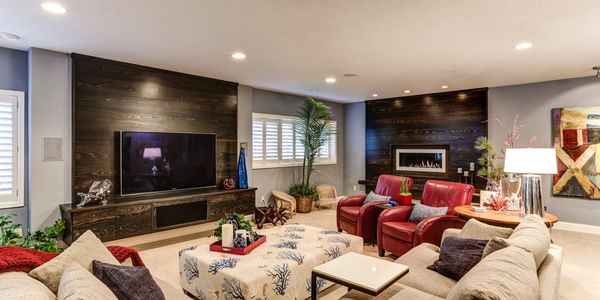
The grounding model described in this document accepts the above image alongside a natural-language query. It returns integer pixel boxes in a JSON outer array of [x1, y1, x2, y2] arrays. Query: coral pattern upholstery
[[336, 174, 413, 242], [378, 180, 474, 257]]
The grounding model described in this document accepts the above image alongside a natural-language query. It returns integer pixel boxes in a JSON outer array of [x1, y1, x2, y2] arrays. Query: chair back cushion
[[374, 174, 413, 201], [421, 180, 474, 215]]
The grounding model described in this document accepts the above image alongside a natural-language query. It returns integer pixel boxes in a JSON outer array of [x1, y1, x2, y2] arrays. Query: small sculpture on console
[[76, 179, 113, 207]]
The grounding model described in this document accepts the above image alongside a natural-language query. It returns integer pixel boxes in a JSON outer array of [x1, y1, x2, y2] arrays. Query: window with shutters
[[0, 90, 24, 209], [252, 113, 336, 169]]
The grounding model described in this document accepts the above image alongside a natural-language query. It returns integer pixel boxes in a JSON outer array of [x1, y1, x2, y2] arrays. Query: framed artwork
[[552, 106, 600, 199]]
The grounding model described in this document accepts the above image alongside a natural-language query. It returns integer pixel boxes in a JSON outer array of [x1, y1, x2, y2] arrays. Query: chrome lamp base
[[520, 174, 545, 218]]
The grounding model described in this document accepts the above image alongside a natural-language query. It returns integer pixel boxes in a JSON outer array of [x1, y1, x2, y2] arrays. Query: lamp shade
[[142, 147, 162, 159], [504, 148, 557, 174]]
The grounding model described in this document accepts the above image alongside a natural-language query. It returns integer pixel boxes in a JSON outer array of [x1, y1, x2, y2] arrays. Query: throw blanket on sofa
[[0, 245, 144, 274]]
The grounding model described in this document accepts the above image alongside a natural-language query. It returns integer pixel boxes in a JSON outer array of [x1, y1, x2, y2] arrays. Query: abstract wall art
[[552, 106, 600, 199]]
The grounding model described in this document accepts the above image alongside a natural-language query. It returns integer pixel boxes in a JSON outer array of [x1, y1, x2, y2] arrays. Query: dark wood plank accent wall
[[71, 54, 238, 203], [365, 88, 488, 199]]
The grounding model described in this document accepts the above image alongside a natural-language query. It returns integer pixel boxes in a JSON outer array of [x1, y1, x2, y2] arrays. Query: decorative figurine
[[223, 178, 236, 190], [76, 179, 113, 207]]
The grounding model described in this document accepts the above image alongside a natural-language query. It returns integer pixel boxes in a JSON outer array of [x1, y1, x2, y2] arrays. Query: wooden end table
[[454, 205, 559, 228], [311, 252, 409, 299]]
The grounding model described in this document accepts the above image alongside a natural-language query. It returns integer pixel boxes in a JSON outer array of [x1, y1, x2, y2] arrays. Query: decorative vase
[[399, 195, 413, 205], [479, 190, 498, 208], [233, 232, 247, 248], [295, 196, 313, 213], [500, 176, 522, 211], [226, 214, 238, 231], [237, 146, 248, 189], [223, 178, 235, 190]]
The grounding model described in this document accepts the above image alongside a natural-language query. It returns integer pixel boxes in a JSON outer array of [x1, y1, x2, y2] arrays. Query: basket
[[295, 196, 313, 213]]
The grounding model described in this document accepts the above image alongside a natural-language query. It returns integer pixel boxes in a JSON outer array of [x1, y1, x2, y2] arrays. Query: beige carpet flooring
[[115, 208, 598, 299]]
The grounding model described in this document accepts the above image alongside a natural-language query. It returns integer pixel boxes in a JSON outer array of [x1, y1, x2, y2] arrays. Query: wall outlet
[[353, 185, 357, 191], [260, 196, 266, 206]]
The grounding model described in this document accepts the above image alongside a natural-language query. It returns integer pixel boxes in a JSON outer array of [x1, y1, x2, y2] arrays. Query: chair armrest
[[354, 200, 388, 237], [376, 205, 414, 250], [338, 195, 367, 207], [413, 215, 466, 247]]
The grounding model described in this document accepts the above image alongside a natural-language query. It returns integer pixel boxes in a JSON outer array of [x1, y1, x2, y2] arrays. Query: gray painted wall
[[0, 47, 28, 228], [343, 102, 366, 196], [244, 88, 345, 205], [28, 48, 71, 230], [488, 77, 600, 226]]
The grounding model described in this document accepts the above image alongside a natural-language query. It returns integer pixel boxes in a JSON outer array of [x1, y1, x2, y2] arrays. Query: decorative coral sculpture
[[488, 193, 509, 211]]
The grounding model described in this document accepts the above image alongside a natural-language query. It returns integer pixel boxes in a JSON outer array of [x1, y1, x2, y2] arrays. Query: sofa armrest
[[413, 215, 466, 247], [440, 228, 462, 247]]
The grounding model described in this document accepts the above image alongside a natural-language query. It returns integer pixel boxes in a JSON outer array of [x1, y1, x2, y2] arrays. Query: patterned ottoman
[[179, 224, 363, 299]]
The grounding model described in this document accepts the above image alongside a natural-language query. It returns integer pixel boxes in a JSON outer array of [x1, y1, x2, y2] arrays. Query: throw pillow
[[459, 218, 513, 240], [446, 246, 539, 300], [482, 214, 551, 268], [0, 272, 56, 300], [29, 230, 120, 293], [363, 191, 391, 204], [427, 236, 488, 281], [57, 263, 117, 300], [408, 203, 448, 223], [92, 260, 165, 300]]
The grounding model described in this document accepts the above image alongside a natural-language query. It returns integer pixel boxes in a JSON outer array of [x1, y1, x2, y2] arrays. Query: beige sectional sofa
[[342, 215, 563, 300]]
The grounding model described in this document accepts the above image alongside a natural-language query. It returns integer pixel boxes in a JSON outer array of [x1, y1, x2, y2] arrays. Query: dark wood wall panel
[[72, 54, 238, 203], [365, 88, 488, 199]]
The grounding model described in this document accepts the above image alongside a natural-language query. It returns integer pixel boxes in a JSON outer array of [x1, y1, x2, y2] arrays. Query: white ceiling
[[1, 0, 600, 103]]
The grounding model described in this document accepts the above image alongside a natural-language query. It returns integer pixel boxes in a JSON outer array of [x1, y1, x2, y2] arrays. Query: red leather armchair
[[377, 180, 474, 257], [337, 174, 413, 242]]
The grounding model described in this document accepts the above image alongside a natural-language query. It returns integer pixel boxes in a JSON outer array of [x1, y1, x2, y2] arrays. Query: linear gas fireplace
[[391, 145, 450, 177]]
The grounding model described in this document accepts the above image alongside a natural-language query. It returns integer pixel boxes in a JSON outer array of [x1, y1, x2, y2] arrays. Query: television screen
[[120, 131, 216, 195]]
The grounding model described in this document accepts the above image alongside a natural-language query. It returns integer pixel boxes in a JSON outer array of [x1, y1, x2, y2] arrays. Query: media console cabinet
[[60, 187, 256, 244]]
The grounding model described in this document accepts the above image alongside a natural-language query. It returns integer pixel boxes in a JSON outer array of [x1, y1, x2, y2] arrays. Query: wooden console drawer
[[72, 208, 116, 226], [116, 204, 151, 216]]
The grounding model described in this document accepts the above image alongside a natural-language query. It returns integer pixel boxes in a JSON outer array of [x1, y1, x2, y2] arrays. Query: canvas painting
[[552, 106, 600, 199]]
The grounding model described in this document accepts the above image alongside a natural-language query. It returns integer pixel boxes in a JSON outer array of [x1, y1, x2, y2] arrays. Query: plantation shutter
[[252, 120, 264, 161], [264, 120, 279, 160], [281, 120, 294, 160], [0, 90, 23, 208]]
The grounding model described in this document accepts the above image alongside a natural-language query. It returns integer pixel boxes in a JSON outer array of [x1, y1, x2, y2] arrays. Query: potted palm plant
[[288, 98, 334, 213]]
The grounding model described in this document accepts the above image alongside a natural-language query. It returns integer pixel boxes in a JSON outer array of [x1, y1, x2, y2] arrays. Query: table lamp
[[503, 148, 557, 217]]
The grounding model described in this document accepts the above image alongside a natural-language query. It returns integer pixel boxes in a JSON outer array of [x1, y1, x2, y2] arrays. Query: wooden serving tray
[[209, 235, 266, 255]]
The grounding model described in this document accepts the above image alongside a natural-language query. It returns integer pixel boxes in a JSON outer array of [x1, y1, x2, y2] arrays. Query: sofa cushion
[[0, 272, 56, 300], [57, 263, 118, 300], [29, 230, 120, 293], [340, 282, 444, 300], [383, 222, 417, 242], [364, 191, 391, 204], [459, 218, 513, 240], [482, 214, 551, 268], [339, 206, 361, 222], [427, 237, 488, 281], [396, 243, 457, 298], [408, 203, 448, 223], [92, 260, 165, 300], [447, 246, 539, 300]]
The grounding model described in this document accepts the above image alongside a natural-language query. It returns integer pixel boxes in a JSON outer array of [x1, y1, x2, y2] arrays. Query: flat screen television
[[120, 131, 216, 196]]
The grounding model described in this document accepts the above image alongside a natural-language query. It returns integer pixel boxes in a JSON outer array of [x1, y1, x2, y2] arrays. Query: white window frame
[[0, 89, 24, 209], [252, 112, 337, 169]]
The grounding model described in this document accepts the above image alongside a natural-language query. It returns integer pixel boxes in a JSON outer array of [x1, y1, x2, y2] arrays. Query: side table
[[454, 205, 559, 228]]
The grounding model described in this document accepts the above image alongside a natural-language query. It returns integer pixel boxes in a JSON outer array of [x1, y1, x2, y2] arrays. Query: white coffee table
[[311, 252, 409, 299]]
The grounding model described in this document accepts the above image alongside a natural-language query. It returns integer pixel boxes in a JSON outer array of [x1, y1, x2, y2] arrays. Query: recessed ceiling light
[[404, 90, 411, 94], [515, 42, 533, 50], [231, 52, 246, 60], [441, 85, 449, 89], [325, 77, 336, 83], [41, 2, 66, 14], [372, 93, 378, 97], [0, 32, 20, 41]]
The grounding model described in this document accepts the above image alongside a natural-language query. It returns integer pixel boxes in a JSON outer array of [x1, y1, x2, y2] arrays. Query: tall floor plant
[[289, 98, 334, 202]]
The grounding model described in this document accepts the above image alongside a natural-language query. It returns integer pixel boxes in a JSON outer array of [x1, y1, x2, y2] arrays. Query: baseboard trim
[[553, 221, 600, 235]]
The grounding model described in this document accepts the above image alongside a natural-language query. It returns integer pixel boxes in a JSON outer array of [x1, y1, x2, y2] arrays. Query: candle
[[469, 162, 475, 171], [458, 168, 463, 174], [463, 171, 469, 176], [222, 224, 234, 247]]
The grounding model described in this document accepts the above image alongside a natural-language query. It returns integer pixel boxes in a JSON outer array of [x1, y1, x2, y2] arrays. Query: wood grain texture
[[365, 89, 488, 199], [71, 53, 238, 202]]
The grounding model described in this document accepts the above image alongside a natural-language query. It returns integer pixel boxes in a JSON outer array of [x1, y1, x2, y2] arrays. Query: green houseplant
[[399, 177, 412, 205], [0, 213, 66, 252], [288, 98, 334, 213]]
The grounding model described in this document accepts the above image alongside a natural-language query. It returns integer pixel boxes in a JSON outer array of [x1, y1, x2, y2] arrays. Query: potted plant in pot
[[398, 177, 412, 205], [288, 98, 334, 213]]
